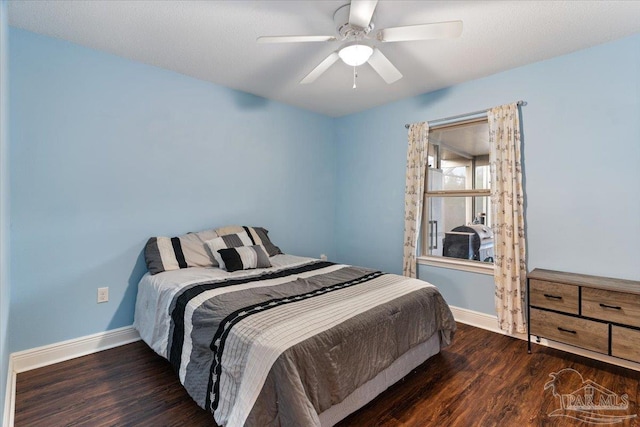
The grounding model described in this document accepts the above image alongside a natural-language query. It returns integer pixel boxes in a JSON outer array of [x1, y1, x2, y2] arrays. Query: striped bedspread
[[163, 260, 456, 426]]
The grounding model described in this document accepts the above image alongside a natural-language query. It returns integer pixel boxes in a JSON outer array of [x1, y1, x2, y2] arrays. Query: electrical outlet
[[97, 287, 109, 303]]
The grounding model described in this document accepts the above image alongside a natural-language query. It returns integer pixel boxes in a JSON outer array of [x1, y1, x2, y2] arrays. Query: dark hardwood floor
[[14, 323, 640, 426]]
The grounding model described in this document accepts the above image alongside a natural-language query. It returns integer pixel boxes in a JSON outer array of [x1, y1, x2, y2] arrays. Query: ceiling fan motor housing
[[334, 4, 374, 40]]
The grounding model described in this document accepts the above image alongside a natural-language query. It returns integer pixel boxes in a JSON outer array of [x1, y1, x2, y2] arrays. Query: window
[[420, 118, 494, 266]]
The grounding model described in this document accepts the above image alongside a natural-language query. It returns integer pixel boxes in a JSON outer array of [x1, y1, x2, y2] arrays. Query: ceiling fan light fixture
[[338, 43, 373, 67]]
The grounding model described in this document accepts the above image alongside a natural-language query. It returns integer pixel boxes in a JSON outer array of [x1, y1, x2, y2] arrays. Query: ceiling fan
[[257, 0, 462, 87]]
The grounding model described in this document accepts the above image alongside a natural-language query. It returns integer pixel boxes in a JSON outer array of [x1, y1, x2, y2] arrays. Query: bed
[[134, 233, 456, 427]]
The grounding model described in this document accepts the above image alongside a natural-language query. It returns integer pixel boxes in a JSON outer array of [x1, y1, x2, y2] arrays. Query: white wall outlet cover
[[97, 287, 109, 303]]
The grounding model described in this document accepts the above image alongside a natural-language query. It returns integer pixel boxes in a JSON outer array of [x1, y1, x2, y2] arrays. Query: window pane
[[423, 196, 494, 263], [427, 120, 490, 191], [473, 195, 491, 227], [442, 164, 468, 191], [474, 162, 491, 190]]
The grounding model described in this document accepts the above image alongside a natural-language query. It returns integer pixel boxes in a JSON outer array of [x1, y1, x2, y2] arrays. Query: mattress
[[134, 255, 455, 426]]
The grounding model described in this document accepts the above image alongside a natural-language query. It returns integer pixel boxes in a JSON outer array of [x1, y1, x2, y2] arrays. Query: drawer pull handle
[[599, 303, 622, 310], [543, 294, 562, 300], [557, 327, 577, 334]]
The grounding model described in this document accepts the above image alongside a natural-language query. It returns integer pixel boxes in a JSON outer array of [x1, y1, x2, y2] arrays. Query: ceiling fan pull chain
[[353, 66, 357, 89]]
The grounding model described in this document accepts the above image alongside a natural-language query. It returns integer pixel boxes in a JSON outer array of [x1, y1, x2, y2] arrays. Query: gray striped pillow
[[217, 245, 271, 272], [250, 227, 282, 257], [144, 229, 219, 275], [214, 225, 282, 257], [204, 231, 254, 270]]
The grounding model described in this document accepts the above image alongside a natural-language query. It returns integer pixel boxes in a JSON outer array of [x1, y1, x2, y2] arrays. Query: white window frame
[[418, 117, 494, 276]]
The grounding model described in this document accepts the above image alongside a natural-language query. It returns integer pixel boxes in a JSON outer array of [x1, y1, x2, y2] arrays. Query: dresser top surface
[[529, 268, 640, 295]]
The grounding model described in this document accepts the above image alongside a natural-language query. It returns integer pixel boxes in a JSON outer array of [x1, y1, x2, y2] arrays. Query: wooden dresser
[[527, 268, 640, 364]]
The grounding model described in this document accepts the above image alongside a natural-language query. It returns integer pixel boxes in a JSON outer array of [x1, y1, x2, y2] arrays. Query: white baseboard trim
[[2, 357, 15, 427], [450, 305, 500, 333], [10, 325, 140, 374], [449, 305, 640, 372], [3, 325, 140, 427]]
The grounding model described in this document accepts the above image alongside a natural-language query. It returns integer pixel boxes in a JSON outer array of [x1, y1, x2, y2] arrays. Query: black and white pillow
[[204, 231, 254, 270], [144, 229, 219, 275], [217, 245, 272, 272], [214, 225, 282, 257], [250, 226, 282, 257]]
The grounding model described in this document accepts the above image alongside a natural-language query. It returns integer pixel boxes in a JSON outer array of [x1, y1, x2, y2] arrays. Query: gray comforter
[[167, 260, 456, 426]]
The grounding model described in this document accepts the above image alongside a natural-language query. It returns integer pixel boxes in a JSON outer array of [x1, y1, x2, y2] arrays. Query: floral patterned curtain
[[488, 103, 527, 334], [402, 122, 429, 278]]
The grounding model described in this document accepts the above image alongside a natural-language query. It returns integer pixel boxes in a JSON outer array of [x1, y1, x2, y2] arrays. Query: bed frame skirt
[[318, 331, 442, 426]]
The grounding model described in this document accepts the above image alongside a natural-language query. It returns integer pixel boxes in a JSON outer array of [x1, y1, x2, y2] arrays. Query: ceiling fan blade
[[349, 0, 378, 30], [257, 35, 336, 43], [377, 20, 463, 42], [367, 48, 402, 84], [300, 52, 340, 84]]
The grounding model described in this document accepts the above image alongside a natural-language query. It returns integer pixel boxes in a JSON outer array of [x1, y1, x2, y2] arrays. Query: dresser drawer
[[529, 279, 579, 314], [582, 288, 640, 328], [530, 308, 608, 353], [611, 326, 640, 363]]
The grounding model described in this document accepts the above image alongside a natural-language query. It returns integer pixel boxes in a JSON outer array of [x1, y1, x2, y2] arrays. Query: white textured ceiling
[[8, 1, 640, 117]]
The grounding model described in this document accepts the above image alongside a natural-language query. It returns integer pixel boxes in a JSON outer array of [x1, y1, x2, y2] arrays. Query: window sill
[[417, 256, 495, 276]]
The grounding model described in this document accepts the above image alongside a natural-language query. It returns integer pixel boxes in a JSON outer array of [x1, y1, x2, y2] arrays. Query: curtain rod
[[404, 100, 527, 129]]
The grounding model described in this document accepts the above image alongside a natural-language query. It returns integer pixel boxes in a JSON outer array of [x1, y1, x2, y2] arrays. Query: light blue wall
[[6, 26, 640, 355], [8, 28, 336, 352], [0, 0, 10, 422], [334, 34, 640, 314]]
